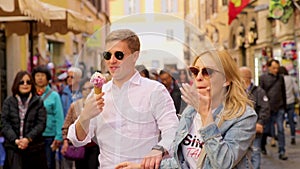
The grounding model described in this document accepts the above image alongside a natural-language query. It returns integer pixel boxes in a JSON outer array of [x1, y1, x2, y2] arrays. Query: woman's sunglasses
[[82, 86, 93, 91], [19, 80, 32, 85], [103, 51, 124, 60], [189, 66, 218, 79]]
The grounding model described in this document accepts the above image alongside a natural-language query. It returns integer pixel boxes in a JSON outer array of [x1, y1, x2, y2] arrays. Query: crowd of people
[[0, 29, 299, 169]]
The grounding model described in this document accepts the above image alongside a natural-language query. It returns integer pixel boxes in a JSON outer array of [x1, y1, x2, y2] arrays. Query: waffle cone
[[94, 87, 102, 94]]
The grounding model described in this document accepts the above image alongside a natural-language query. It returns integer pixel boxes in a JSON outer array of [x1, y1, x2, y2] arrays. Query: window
[[125, 0, 140, 14], [222, 0, 228, 6], [166, 29, 174, 41], [162, 0, 178, 13]]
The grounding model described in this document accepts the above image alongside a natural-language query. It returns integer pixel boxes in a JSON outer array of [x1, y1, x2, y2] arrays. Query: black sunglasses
[[189, 66, 218, 79], [19, 80, 32, 85], [103, 51, 125, 60], [67, 76, 74, 79]]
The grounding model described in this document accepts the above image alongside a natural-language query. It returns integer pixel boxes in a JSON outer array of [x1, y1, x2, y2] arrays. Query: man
[[159, 70, 182, 115], [32, 66, 64, 169], [67, 29, 179, 169], [240, 67, 270, 169], [259, 59, 288, 160]]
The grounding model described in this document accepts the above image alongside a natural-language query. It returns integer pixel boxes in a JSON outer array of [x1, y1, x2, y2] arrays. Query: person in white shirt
[[67, 29, 179, 169]]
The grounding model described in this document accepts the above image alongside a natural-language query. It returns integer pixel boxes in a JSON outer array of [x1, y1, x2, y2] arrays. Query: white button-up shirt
[[68, 72, 179, 169]]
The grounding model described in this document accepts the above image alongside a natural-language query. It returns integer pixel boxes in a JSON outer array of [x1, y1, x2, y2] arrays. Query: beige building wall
[[4, 0, 107, 96], [40, 0, 105, 65], [6, 35, 28, 94], [184, 0, 230, 65]]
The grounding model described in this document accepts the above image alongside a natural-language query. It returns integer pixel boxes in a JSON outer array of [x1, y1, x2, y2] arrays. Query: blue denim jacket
[[160, 104, 257, 169]]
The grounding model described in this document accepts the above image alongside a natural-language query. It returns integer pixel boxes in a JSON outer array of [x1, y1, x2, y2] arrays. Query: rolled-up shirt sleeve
[[67, 118, 95, 147], [151, 85, 179, 152]]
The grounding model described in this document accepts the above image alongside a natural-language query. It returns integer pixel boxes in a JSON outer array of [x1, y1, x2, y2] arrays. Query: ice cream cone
[[90, 72, 106, 94], [94, 87, 102, 94]]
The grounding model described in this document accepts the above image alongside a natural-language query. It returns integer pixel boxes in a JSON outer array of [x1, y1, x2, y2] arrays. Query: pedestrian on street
[[61, 66, 83, 169], [159, 69, 182, 115], [61, 78, 100, 169], [116, 50, 257, 169], [259, 59, 288, 160], [279, 66, 299, 145], [67, 29, 179, 169], [32, 66, 64, 169], [61, 67, 83, 117], [1, 71, 47, 169], [240, 66, 270, 169]]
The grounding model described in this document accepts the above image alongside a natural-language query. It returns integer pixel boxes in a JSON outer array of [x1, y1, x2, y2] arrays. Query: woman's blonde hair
[[192, 50, 252, 120], [217, 50, 252, 119]]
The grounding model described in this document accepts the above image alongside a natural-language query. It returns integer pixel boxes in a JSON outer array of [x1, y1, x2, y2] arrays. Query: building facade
[[186, 0, 300, 85], [109, 0, 187, 71], [0, 0, 109, 109]]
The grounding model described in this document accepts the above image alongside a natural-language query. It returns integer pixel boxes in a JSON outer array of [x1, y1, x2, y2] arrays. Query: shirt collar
[[106, 71, 141, 91]]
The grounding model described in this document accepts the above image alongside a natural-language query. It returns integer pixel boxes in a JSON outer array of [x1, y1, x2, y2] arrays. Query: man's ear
[[132, 51, 139, 62], [223, 81, 231, 87]]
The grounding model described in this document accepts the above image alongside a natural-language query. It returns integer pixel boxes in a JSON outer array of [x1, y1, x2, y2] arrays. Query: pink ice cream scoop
[[90, 72, 106, 94]]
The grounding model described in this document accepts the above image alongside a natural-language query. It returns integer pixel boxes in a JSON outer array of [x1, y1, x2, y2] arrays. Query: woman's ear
[[223, 81, 230, 87]]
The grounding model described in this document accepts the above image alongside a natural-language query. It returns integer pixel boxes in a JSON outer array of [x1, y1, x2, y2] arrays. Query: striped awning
[[1, 1, 94, 36], [0, 0, 50, 25]]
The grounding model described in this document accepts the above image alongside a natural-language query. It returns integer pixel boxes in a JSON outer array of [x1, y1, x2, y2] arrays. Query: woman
[[1, 71, 47, 169], [116, 50, 257, 169], [178, 69, 192, 87], [61, 78, 100, 169], [32, 65, 64, 169]]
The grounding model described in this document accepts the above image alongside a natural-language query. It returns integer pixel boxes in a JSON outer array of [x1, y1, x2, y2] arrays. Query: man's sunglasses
[[103, 51, 124, 60], [19, 80, 32, 85], [189, 66, 218, 79]]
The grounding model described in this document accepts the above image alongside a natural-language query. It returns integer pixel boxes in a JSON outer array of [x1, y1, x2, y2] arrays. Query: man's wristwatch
[[152, 145, 165, 156]]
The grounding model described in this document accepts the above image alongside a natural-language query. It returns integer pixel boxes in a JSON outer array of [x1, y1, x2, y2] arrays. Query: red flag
[[228, 0, 250, 24]]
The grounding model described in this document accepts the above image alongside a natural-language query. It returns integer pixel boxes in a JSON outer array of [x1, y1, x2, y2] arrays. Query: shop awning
[[0, 0, 50, 25], [2, 2, 94, 36], [37, 3, 94, 35]]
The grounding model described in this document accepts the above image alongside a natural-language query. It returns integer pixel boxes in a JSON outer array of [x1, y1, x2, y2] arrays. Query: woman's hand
[[16, 138, 30, 150], [115, 162, 141, 169], [180, 83, 213, 126], [51, 140, 61, 151], [61, 140, 69, 155], [180, 83, 201, 112]]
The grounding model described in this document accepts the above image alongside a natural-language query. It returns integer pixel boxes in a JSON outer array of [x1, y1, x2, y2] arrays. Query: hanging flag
[[228, 0, 250, 24]]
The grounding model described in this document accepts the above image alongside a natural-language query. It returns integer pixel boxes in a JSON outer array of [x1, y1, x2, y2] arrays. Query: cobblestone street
[[261, 127, 300, 169]]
